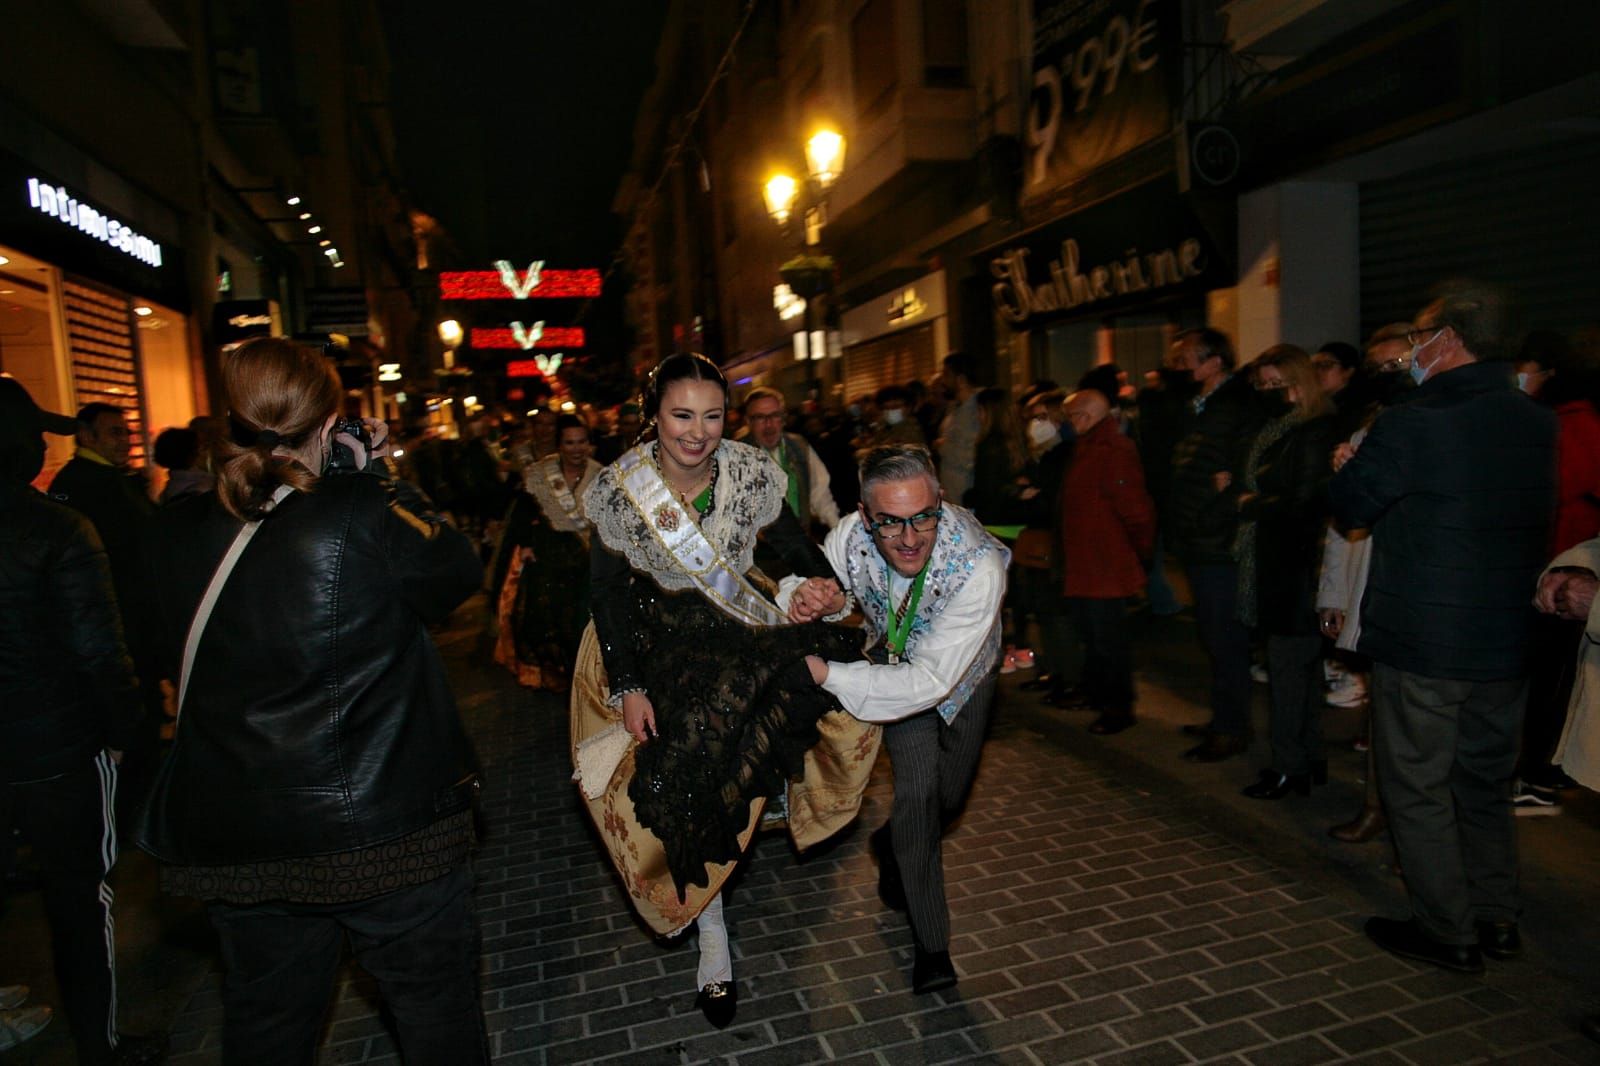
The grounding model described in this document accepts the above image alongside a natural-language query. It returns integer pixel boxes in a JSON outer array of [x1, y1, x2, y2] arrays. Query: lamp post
[[764, 127, 846, 399]]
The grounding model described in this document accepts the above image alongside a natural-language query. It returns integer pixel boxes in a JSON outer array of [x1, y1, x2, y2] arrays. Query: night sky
[[387, 2, 667, 371]]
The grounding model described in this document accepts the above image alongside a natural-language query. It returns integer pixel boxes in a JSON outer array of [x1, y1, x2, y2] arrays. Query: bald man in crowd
[[1056, 389, 1156, 734]]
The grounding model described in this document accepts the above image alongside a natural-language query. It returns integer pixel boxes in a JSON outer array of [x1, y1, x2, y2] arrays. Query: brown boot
[[1329, 808, 1388, 843]]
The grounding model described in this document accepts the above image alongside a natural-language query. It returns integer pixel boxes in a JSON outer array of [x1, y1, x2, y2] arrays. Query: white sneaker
[[1512, 786, 1561, 817], [0, 1005, 52, 1052]]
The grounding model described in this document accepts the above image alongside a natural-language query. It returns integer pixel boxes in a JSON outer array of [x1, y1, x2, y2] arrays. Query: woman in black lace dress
[[572, 353, 876, 1027]]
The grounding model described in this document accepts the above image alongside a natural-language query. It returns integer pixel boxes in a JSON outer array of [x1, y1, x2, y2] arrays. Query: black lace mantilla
[[622, 585, 863, 897]]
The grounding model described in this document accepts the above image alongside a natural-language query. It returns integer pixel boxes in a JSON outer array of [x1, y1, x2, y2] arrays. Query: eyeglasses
[[1370, 355, 1410, 374], [867, 509, 942, 539], [1405, 327, 1444, 347]]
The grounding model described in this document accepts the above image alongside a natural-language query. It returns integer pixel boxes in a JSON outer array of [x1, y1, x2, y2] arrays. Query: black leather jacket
[[0, 480, 140, 783], [1166, 373, 1267, 565], [135, 474, 483, 864]]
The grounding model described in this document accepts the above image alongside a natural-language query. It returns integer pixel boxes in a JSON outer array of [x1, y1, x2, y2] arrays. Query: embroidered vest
[[842, 503, 1009, 721]]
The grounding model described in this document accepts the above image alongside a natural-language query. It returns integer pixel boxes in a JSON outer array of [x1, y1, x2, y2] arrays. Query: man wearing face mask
[[1330, 282, 1556, 974], [868, 385, 927, 449]]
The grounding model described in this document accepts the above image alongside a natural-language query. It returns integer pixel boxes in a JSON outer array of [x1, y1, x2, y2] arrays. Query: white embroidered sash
[[614, 448, 786, 628], [528, 458, 592, 533]]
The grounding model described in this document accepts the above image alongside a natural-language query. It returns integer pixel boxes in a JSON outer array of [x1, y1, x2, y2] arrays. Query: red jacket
[[1553, 399, 1600, 555], [1059, 418, 1156, 598]]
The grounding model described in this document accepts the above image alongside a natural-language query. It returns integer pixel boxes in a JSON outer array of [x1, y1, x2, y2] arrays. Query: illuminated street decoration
[[439, 265, 602, 299], [378, 363, 402, 382], [772, 283, 806, 321], [506, 353, 565, 379], [471, 325, 585, 349]]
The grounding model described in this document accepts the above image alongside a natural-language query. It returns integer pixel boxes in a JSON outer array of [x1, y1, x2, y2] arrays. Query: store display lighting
[[438, 268, 602, 300], [319, 239, 332, 247], [464, 395, 478, 407], [0, 255, 9, 266], [308, 225, 323, 234], [298, 212, 312, 220], [286, 196, 301, 206], [133, 306, 153, 316], [469, 326, 584, 350]]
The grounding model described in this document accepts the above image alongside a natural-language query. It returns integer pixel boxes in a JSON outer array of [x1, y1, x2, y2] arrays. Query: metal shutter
[[842, 323, 937, 400], [1360, 137, 1600, 339], [63, 276, 148, 465]]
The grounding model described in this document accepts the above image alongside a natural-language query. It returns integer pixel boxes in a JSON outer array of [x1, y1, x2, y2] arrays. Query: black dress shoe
[[1183, 733, 1249, 763], [695, 979, 737, 1028], [1328, 808, 1388, 843], [912, 947, 958, 994], [1241, 768, 1310, 800], [1476, 919, 1521, 960], [1181, 722, 1213, 738], [1088, 712, 1135, 735], [870, 826, 907, 911], [1364, 916, 1483, 974]]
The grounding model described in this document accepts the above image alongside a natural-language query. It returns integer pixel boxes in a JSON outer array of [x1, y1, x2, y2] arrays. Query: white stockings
[[695, 891, 732, 988]]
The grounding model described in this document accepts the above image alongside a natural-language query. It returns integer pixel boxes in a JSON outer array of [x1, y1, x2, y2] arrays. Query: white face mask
[[1408, 329, 1445, 386], [1027, 417, 1059, 448]]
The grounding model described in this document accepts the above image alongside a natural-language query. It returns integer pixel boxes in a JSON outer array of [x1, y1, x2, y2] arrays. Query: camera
[[324, 416, 371, 474]]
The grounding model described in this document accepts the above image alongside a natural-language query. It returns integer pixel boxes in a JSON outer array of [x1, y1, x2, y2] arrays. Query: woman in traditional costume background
[[491, 415, 601, 689], [570, 352, 878, 1028]]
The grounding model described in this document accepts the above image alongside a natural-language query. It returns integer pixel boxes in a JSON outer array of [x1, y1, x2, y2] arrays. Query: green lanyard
[[883, 560, 930, 665]]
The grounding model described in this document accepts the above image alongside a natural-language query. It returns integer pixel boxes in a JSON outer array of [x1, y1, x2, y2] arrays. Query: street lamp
[[763, 125, 846, 383], [437, 318, 463, 370]]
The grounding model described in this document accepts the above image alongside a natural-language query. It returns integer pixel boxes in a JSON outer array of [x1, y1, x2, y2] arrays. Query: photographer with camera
[[134, 338, 489, 1065]]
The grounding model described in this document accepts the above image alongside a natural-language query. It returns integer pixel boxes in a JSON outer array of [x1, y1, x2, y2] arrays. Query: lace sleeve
[[764, 505, 833, 579], [590, 536, 644, 699]]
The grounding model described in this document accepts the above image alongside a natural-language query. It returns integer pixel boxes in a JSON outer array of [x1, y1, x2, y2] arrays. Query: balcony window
[[923, 0, 968, 88], [852, 0, 897, 119]]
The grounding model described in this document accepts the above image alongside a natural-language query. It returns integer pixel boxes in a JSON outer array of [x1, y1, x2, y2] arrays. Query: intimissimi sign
[[27, 177, 164, 268], [982, 177, 1232, 327]]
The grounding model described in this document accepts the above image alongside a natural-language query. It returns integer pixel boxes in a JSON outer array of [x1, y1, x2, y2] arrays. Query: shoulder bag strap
[[176, 485, 293, 719]]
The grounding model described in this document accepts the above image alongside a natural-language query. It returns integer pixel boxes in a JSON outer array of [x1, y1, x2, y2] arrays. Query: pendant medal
[[654, 503, 680, 531]]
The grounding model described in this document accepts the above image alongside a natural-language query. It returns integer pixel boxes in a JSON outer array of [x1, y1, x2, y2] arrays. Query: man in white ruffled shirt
[[784, 445, 1007, 995]]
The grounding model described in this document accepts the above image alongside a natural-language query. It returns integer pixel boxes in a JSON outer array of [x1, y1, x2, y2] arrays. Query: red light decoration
[[471, 326, 585, 349], [439, 270, 602, 300], [506, 360, 548, 379]]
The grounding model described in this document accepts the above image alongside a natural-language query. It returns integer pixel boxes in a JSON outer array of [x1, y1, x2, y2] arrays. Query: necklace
[[654, 443, 719, 516]]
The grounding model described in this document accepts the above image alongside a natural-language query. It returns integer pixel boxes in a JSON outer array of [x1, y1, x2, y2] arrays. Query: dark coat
[[1238, 415, 1341, 635], [1059, 419, 1156, 598], [1330, 361, 1557, 680], [136, 474, 483, 864], [965, 434, 1030, 525], [0, 480, 140, 782], [1136, 368, 1194, 516], [1166, 373, 1266, 565], [48, 454, 155, 607]]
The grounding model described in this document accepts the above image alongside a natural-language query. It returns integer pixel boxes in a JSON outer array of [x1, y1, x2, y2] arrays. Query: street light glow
[[438, 319, 463, 347], [763, 173, 798, 226], [806, 129, 845, 188]]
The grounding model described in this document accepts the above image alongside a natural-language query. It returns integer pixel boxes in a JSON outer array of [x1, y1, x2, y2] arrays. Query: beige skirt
[[568, 623, 881, 935]]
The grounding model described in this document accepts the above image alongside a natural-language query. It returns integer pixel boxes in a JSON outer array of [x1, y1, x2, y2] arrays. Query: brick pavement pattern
[[160, 636, 1600, 1065]]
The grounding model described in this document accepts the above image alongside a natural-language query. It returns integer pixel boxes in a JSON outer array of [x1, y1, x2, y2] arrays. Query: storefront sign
[[306, 287, 370, 336], [212, 299, 279, 345], [1025, 0, 1178, 198], [984, 178, 1232, 326], [841, 270, 948, 348], [26, 178, 164, 267]]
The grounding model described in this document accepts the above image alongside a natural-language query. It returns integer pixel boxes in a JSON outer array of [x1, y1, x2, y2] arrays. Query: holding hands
[[787, 577, 847, 623], [622, 691, 657, 744]]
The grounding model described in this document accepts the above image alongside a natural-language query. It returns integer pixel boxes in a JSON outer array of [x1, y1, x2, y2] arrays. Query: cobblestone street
[[8, 604, 1600, 1065]]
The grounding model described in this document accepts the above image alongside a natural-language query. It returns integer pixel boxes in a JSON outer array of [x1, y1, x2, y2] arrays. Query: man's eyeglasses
[[867, 509, 943, 539], [1405, 326, 1444, 347], [1370, 355, 1410, 374]]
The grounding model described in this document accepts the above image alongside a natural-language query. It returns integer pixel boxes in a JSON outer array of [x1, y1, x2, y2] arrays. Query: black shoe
[[1181, 722, 1213, 738], [111, 1033, 170, 1065], [695, 980, 737, 1028], [870, 826, 907, 912], [1088, 712, 1135, 735], [1183, 734, 1249, 763], [1476, 919, 1521, 961], [1241, 769, 1310, 800], [912, 947, 958, 995], [1364, 917, 1483, 974], [1018, 672, 1056, 692]]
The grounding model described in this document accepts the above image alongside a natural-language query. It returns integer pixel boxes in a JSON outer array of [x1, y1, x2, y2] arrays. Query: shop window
[[852, 0, 897, 120], [63, 277, 147, 467], [923, 0, 968, 88]]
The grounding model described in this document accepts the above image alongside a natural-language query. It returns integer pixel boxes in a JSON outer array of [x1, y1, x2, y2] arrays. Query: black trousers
[[1186, 562, 1254, 736], [0, 752, 122, 1065], [207, 863, 491, 1066], [1066, 597, 1134, 712], [1265, 633, 1326, 775], [881, 679, 995, 953], [1371, 664, 1526, 944]]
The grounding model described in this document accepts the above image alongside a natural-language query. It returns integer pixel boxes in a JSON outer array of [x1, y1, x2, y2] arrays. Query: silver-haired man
[[786, 445, 1008, 994]]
